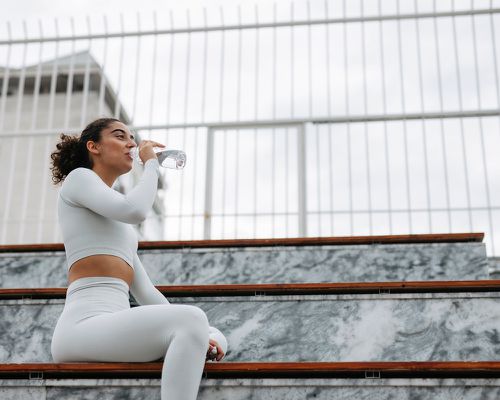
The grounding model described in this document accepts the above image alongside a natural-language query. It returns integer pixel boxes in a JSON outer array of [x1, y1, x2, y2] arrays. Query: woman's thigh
[[53, 303, 206, 363]]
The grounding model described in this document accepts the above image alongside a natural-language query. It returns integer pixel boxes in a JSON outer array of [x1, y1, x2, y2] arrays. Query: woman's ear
[[86, 140, 100, 155]]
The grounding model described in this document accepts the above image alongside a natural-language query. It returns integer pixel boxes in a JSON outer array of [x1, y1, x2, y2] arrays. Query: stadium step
[[0, 233, 488, 289], [2, 361, 500, 399], [1, 280, 500, 363]]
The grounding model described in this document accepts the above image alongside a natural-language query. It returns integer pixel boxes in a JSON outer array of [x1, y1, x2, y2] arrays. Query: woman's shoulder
[[66, 167, 94, 180], [62, 167, 97, 189]]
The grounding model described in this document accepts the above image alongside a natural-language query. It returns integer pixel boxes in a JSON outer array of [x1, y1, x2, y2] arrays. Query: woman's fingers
[[207, 339, 225, 361], [140, 141, 166, 149]]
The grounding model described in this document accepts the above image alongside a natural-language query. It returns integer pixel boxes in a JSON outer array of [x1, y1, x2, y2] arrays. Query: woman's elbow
[[126, 207, 148, 224]]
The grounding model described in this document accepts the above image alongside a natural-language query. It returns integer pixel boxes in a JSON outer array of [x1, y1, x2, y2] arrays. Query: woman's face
[[90, 121, 137, 174]]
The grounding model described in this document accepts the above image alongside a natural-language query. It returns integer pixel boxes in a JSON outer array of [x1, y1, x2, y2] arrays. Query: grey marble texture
[[2, 293, 500, 363], [489, 257, 500, 279], [0, 242, 489, 288], [3, 378, 500, 400]]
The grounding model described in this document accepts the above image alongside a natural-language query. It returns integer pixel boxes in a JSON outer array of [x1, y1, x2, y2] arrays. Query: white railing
[[1, 1, 499, 256]]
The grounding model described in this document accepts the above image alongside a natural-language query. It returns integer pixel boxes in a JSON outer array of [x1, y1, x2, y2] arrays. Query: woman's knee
[[181, 305, 209, 330], [173, 305, 209, 338]]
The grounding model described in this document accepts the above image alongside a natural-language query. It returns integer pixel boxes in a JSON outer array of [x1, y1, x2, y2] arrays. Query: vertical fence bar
[[234, 5, 242, 238], [414, 0, 432, 232], [1, 21, 27, 243], [80, 16, 93, 127], [342, 0, 353, 235], [98, 15, 108, 117], [59, 17, 76, 242], [149, 12, 160, 237], [285, 125, 290, 237], [192, 127, 200, 238], [64, 18, 76, 129], [14, 22, 28, 132], [252, 4, 259, 238], [131, 12, 142, 122], [148, 11, 158, 234], [0, 25, 10, 241], [307, 1, 312, 118], [287, 1, 294, 237], [315, 123, 320, 235], [272, 3, 277, 236], [297, 123, 307, 236], [113, 14, 125, 119], [491, 0, 500, 118], [38, 18, 62, 242], [307, 1, 316, 236], [219, 7, 226, 238], [471, 6, 495, 254], [162, 10, 175, 230], [0, 22, 11, 133], [432, 0, 453, 232], [324, 0, 334, 236], [378, 0, 393, 233], [490, 0, 500, 255], [19, 20, 44, 243], [204, 127, 215, 239], [451, 0, 473, 231], [166, 10, 175, 125], [201, 7, 208, 123], [361, 0, 373, 235], [148, 11, 158, 127], [178, 9, 192, 240], [193, 7, 208, 238], [396, 1, 412, 233]]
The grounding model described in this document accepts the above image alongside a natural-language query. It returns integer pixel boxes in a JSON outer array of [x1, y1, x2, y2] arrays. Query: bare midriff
[[68, 255, 134, 287]]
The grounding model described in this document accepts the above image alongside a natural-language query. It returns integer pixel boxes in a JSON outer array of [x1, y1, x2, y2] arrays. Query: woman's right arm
[[60, 158, 161, 224]]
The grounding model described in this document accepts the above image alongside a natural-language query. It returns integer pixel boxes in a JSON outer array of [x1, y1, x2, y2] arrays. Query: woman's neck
[[91, 164, 118, 188]]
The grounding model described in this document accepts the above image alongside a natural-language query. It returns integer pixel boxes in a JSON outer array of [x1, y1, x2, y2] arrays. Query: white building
[[0, 50, 164, 244]]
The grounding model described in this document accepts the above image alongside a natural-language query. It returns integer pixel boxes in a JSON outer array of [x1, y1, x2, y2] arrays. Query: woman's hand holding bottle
[[131, 141, 186, 169], [135, 140, 166, 164]]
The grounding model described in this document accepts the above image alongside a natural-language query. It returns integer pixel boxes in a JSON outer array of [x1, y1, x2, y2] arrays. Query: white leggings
[[51, 276, 209, 400]]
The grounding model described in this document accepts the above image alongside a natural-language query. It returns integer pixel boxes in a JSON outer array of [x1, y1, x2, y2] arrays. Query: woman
[[50, 117, 227, 400]]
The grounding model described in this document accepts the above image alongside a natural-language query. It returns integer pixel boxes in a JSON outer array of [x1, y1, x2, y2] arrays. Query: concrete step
[[2, 290, 500, 363], [2, 361, 500, 399], [0, 234, 488, 288]]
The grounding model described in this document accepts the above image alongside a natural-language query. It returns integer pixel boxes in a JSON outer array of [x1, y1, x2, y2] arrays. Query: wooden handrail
[[1, 280, 499, 300], [0, 233, 484, 253], [2, 361, 500, 379]]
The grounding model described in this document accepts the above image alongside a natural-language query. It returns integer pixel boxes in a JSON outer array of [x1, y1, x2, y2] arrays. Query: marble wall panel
[[2, 378, 500, 400], [0, 242, 488, 288], [2, 293, 500, 363]]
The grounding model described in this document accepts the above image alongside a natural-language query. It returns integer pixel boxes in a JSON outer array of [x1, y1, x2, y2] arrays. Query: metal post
[[297, 123, 307, 237], [204, 127, 215, 239]]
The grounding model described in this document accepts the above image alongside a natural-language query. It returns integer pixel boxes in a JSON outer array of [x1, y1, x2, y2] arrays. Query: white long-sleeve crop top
[[57, 158, 228, 357]]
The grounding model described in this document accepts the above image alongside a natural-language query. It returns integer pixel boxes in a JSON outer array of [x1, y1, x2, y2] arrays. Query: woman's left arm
[[129, 252, 170, 305]]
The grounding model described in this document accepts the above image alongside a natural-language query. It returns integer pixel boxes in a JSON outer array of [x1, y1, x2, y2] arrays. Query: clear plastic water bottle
[[131, 147, 186, 169]]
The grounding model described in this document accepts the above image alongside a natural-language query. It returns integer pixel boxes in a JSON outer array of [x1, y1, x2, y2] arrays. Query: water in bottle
[[131, 147, 186, 169]]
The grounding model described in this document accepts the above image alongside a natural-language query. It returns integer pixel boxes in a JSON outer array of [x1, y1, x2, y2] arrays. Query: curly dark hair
[[50, 117, 121, 185]]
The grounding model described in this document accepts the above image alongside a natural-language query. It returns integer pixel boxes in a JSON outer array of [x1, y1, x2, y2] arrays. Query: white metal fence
[[1, 1, 500, 256]]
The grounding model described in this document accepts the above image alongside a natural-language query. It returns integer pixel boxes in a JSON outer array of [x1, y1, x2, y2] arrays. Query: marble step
[[2, 362, 500, 400], [3, 377, 500, 399], [2, 291, 500, 363], [0, 234, 488, 288]]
